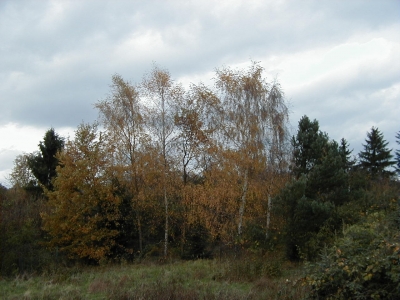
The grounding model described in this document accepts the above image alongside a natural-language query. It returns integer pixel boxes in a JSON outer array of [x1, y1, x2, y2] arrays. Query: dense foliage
[[306, 211, 400, 299], [42, 123, 121, 262], [0, 185, 53, 275], [275, 116, 351, 260], [1, 63, 399, 299]]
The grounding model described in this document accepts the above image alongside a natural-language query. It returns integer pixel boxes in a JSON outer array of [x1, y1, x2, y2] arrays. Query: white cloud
[[0, 123, 74, 187]]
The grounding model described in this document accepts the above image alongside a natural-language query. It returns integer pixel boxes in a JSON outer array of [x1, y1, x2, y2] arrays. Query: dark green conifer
[[358, 127, 395, 179], [291, 115, 329, 178], [27, 128, 64, 191], [339, 138, 354, 171]]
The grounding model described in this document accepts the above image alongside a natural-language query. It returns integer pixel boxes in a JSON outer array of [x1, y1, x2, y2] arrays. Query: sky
[[1, 0, 399, 187]]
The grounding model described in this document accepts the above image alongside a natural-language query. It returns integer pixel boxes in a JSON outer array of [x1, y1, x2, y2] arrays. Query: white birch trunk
[[164, 186, 168, 258]]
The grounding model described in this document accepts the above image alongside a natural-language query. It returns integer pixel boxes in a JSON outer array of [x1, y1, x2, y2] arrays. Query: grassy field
[[0, 256, 310, 299]]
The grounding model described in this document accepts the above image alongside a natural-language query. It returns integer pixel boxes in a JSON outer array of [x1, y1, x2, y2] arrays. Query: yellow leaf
[[363, 273, 373, 281]]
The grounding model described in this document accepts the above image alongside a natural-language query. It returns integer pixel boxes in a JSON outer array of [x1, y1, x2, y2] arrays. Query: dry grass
[[0, 257, 310, 299]]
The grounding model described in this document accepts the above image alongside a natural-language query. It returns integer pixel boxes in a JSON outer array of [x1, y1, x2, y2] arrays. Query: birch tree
[[174, 84, 221, 253], [142, 65, 183, 258], [95, 74, 147, 254], [215, 62, 289, 238], [9, 154, 36, 189], [174, 83, 220, 184]]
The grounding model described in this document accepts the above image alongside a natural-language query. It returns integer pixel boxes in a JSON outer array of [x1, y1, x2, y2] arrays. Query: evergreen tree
[[307, 141, 349, 206], [339, 138, 354, 171], [358, 127, 395, 179], [27, 128, 64, 191], [277, 116, 350, 260], [291, 115, 329, 178]]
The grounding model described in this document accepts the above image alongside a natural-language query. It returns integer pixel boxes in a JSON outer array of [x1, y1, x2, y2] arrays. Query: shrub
[[215, 253, 283, 282], [306, 212, 400, 299]]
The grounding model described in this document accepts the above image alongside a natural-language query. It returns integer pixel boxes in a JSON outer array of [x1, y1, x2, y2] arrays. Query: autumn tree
[[142, 65, 183, 258], [215, 62, 289, 238], [27, 128, 64, 192], [358, 127, 395, 179], [42, 123, 120, 262], [200, 162, 243, 245], [174, 83, 220, 185], [173, 83, 221, 256], [9, 153, 36, 189], [96, 74, 148, 255]]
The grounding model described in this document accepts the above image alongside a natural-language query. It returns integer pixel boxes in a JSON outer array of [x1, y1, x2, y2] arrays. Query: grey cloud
[[289, 48, 400, 155], [1, 0, 399, 152]]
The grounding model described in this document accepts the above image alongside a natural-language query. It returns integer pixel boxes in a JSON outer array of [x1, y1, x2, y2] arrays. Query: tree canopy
[[42, 123, 120, 262], [2, 63, 398, 296]]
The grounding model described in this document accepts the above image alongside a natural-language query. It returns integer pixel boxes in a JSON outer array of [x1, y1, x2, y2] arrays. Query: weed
[[0, 258, 309, 299]]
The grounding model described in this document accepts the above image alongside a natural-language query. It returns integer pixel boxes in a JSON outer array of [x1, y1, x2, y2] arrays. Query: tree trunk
[[164, 186, 168, 258], [181, 222, 186, 257], [137, 212, 143, 254], [266, 194, 272, 239], [237, 169, 248, 237], [161, 89, 168, 259]]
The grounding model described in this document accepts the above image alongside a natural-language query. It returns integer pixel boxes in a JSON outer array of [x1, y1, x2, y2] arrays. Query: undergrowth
[[0, 257, 309, 299]]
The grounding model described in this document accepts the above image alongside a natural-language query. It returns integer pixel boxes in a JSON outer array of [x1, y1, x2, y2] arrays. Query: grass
[[0, 256, 310, 299]]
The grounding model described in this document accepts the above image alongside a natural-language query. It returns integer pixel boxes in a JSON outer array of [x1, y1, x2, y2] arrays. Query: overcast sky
[[1, 0, 399, 186]]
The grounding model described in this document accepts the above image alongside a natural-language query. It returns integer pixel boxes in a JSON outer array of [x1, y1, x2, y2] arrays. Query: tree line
[[1, 63, 399, 292]]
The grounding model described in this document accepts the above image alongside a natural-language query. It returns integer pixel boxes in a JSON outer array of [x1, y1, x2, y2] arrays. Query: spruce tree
[[27, 128, 64, 191], [291, 115, 329, 178], [307, 140, 349, 206], [339, 138, 354, 171], [358, 127, 395, 178], [279, 116, 350, 260]]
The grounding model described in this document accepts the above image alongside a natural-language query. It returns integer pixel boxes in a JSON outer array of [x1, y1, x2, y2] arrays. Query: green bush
[[306, 212, 400, 299], [181, 222, 212, 259], [0, 189, 56, 276]]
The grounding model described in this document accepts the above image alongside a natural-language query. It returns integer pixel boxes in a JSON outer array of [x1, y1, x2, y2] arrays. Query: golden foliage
[[42, 123, 120, 262]]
